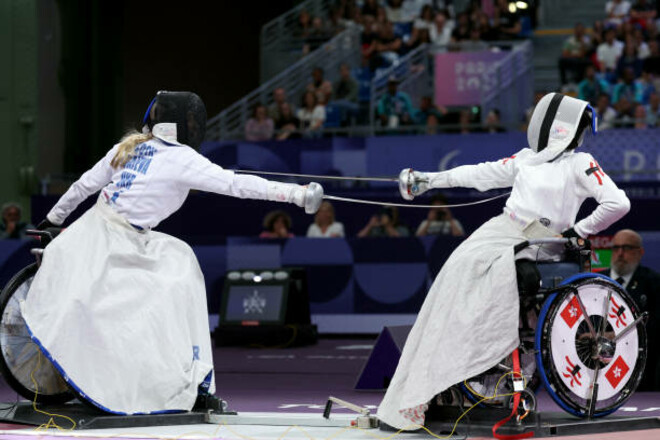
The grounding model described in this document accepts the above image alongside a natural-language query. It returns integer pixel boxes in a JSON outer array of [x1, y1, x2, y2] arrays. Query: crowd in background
[[559, 0, 660, 129], [246, 0, 533, 141], [258, 199, 465, 239]]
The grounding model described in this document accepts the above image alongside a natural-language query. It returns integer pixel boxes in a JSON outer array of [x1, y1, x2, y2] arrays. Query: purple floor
[[1, 338, 659, 418]]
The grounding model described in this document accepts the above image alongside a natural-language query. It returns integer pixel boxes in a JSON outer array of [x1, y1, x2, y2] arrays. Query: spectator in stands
[[361, 0, 380, 19], [415, 193, 464, 237], [493, 0, 521, 39], [332, 63, 360, 125], [406, 26, 432, 52], [559, 23, 593, 85], [333, 63, 359, 103], [260, 210, 294, 239], [590, 20, 606, 49], [613, 67, 643, 103], [643, 40, 660, 75], [616, 42, 644, 78], [358, 206, 410, 237], [614, 95, 636, 127], [304, 16, 333, 54], [458, 108, 473, 134], [371, 20, 403, 68], [603, 229, 660, 391], [483, 108, 506, 133], [425, 113, 441, 134], [476, 11, 498, 42], [606, 0, 632, 28], [594, 92, 619, 130], [636, 69, 657, 104], [630, 0, 656, 28], [385, 0, 407, 23], [451, 12, 471, 42], [633, 27, 651, 59], [376, 76, 415, 127], [414, 96, 448, 126], [0, 202, 33, 240], [633, 103, 648, 128], [645, 91, 660, 125], [297, 90, 326, 136], [596, 28, 624, 77], [459, 26, 490, 51], [274, 102, 300, 141], [244, 104, 274, 141], [295, 9, 313, 39], [413, 4, 435, 32], [430, 10, 453, 49], [307, 67, 333, 104], [306, 201, 345, 238], [268, 88, 295, 122], [578, 65, 611, 105]]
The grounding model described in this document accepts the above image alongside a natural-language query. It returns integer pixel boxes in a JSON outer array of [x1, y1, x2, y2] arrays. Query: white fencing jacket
[[47, 135, 295, 229]]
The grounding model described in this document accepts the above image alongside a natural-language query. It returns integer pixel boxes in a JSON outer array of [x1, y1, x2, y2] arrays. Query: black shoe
[[193, 393, 229, 413]]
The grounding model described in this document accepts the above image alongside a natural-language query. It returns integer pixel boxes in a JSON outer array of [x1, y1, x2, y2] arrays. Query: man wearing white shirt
[[597, 28, 624, 73]]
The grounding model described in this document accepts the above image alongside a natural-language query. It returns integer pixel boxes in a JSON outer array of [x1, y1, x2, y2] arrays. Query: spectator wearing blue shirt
[[414, 96, 447, 126], [578, 65, 611, 105], [377, 76, 416, 127], [612, 67, 643, 104]]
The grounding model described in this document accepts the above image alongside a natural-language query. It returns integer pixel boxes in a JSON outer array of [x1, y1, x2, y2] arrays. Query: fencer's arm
[[46, 146, 118, 225], [180, 150, 306, 206], [572, 154, 630, 238]]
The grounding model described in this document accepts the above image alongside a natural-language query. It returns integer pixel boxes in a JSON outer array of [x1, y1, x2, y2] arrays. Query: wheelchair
[[0, 229, 74, 404], [459, 237, 647, 419]]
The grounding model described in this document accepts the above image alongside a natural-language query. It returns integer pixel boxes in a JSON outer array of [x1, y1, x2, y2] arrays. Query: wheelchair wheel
[[536, 273, 646, 417], [0, 263, 74, 404]]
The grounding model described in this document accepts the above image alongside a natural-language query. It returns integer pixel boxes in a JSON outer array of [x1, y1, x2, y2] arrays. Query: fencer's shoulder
[[568, 151, 598, 166]]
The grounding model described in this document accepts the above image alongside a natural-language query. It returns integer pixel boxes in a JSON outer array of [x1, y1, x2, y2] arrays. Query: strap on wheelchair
[[492, 348, 535, 440]]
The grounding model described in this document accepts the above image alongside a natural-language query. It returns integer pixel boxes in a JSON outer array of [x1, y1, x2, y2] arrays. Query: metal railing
[[480, 40, 534, 129], [369, 44, 433, 130], [260, 0, 335, 81], [207, 27, 362, 142]]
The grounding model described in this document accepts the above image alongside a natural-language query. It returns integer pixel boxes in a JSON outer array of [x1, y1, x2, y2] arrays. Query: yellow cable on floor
[[30, 350, 77, 431]]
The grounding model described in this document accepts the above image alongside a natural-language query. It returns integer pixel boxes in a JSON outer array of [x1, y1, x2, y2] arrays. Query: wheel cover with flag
[[535, 273, 646, 417]]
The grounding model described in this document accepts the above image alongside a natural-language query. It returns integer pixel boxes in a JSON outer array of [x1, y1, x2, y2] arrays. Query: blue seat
[[324, 103, 342, 128]]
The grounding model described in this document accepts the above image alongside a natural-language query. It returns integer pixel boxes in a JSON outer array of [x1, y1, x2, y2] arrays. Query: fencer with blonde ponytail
[[110, 131, 154, 169]]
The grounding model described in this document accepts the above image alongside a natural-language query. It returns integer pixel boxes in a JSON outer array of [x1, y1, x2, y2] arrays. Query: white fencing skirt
[[21, 198, 215, 414], [377, 214, 549, 429]]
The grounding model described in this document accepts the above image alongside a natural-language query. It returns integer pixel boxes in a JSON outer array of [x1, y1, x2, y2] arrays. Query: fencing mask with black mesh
[[142, 91, 207, 149], [527, 93, 597, 163]]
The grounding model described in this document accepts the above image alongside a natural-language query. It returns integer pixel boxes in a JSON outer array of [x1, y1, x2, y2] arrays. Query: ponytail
[[111, 131, 154, 168]]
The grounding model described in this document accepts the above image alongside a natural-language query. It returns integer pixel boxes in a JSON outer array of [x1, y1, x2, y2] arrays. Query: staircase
[[533, 0, 606, 91]]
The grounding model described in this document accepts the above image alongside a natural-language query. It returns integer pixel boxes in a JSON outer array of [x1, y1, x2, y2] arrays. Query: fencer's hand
[[299, 182, 324, 214], [399, 168, 430, 201], [36, 219, 56, 230]]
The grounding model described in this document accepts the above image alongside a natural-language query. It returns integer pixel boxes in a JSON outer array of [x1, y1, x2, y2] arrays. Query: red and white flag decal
[[560, 295, 583, 329], [605, 356, 630, 389]]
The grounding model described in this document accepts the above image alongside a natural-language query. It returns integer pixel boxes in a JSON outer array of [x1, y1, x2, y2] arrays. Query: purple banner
[[434, 51, 507, 106]]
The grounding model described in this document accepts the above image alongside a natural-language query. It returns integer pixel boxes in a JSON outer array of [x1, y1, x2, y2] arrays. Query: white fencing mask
[[527, 93, 597, 163]]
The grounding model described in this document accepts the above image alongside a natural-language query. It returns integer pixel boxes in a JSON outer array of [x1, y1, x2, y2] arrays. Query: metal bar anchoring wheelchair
[[0, 229, 74, 405], [460, 237, 648, 420]]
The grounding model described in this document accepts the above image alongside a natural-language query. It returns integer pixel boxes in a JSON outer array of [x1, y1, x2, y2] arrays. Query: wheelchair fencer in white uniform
[[0, 91, 324, 414], [378, 93, 645, 429]]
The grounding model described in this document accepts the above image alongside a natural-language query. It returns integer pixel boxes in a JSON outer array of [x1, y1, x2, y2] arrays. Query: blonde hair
[[111, 131, 154, 168]]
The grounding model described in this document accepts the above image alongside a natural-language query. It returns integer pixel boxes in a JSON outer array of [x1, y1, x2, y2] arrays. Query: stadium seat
[[324, 103, 342, 128]]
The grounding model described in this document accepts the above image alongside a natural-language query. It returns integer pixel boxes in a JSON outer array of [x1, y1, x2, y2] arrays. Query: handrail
[[207, 27, 361, 142], [260, 0, 334, 81]]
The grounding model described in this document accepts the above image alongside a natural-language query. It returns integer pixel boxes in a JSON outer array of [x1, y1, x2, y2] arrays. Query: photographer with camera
[[415, 193, 464, 237]]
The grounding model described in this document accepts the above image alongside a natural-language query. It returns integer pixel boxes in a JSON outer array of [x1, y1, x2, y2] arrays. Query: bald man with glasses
[[603, 229, 660, 391]]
